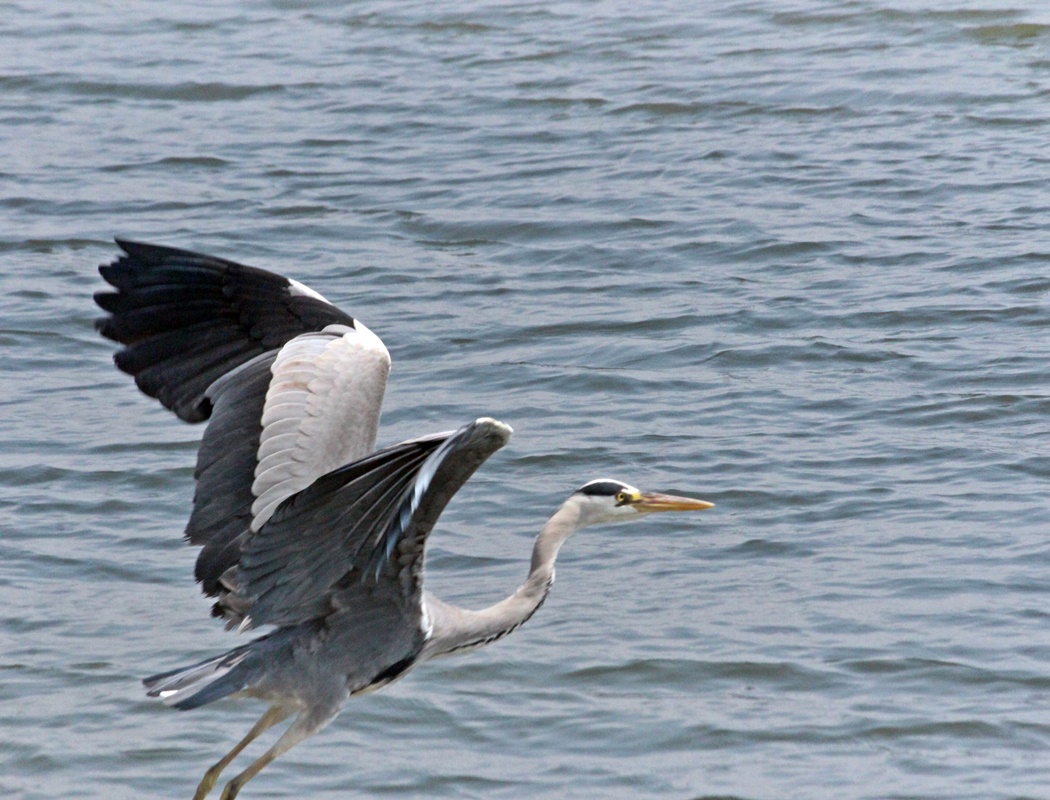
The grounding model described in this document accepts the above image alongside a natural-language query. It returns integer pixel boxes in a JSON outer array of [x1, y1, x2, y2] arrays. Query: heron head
[[572, 478, 713, 526]]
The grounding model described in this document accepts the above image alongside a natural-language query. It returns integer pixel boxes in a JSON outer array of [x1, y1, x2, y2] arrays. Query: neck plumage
[[421, 499, 584, 660]]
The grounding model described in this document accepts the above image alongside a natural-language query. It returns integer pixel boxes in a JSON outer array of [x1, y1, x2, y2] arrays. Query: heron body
[[95, 240, 713, 799]]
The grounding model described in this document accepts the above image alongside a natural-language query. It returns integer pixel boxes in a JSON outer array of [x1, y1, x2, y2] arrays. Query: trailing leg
[[191, 705, 294, 800], [218, 708, 337, 800]]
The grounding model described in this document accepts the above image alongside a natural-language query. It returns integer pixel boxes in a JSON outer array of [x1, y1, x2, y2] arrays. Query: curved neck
[[528, 497, 581, 586], [421, 499, 584, 659]]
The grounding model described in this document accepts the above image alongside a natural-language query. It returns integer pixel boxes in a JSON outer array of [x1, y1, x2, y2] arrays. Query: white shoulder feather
[[250, 322, 390, 529]]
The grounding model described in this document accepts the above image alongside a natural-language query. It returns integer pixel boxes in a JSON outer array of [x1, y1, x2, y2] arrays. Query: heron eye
[[616, 491, 629, 504]]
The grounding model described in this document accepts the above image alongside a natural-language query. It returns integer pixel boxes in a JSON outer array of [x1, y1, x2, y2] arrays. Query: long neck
[[420, 499, 583, 660]]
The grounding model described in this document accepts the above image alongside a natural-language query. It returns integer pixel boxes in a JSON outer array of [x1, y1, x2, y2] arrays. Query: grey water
[[2, 1, 1050, 798]]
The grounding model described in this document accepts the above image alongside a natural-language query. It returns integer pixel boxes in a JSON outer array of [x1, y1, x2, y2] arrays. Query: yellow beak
[[633, 491, 714, 512]]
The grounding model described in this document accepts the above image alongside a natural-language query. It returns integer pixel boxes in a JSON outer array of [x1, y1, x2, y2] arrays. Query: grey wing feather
[[230, 434, 447, 628], [226, 418, 513, 631], [188, 352, 276, 593]]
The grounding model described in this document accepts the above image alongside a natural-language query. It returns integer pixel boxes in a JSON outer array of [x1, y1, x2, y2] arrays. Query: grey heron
[[95, 240, 714, 799]]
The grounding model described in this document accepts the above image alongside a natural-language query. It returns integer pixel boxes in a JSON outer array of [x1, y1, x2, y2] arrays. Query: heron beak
[[633, 491, 714, 512]]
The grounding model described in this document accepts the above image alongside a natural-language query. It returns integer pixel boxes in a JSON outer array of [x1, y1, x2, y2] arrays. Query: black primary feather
[[94, 239, 355, 423]]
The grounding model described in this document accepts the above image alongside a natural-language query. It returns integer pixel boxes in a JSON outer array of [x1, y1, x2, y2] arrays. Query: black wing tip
[[107, 237, 161, 264], [96, 239, 187, 284], [107, 238, 208, 269], [93, 315, 114, 338], [112, 237, 180, 256]]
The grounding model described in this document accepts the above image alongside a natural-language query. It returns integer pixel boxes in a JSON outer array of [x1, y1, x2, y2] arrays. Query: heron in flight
[[95, 240, 714, 800]]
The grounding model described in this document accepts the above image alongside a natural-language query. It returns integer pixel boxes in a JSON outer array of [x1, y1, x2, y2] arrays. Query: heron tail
[[143, 644, 257, 711]]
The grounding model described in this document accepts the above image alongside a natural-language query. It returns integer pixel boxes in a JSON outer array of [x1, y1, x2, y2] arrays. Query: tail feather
[[143, 646, 254, 710]]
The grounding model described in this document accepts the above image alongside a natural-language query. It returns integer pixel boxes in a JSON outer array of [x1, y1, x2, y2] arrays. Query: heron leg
[[218, 708, 333, 800], [191, 705, 294, 800]]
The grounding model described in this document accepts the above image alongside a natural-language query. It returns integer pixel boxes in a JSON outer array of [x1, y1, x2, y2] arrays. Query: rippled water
[[3, 2, 1050, 798]]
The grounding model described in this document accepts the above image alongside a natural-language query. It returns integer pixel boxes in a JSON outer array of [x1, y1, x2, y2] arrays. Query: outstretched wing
[[95, 240, 391, 595], [221, 418, 513, 633]]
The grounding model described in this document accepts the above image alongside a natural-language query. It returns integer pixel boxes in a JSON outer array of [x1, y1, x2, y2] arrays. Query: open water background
[[2, 1, 1050, 798]]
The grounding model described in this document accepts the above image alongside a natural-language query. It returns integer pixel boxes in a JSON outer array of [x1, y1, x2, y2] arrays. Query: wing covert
[[225, 418, 513, 631], [250, 323, 389, 529]]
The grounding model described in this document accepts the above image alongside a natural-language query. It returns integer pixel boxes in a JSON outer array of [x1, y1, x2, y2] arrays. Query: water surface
[[2, 2, 1050, 798]]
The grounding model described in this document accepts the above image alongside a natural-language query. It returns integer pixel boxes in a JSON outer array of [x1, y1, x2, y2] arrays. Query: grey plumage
[[95, 240, 713, 800]]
